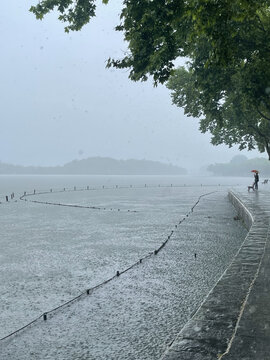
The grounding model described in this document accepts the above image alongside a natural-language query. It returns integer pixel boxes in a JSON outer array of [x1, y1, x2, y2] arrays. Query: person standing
[[254, 172, 259, 190]]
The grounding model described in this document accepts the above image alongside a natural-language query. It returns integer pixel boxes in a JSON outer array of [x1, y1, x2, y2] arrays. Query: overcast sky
[[0, 0, 263, 171]]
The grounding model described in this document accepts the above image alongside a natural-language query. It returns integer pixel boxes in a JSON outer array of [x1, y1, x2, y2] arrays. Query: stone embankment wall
[[161, 190, 269, 360], [228, 191, 253, 230]]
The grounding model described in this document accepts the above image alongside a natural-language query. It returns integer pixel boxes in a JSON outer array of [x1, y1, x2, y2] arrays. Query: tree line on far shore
[[207, 155, 270, 177], [0, 157, 186, 175]]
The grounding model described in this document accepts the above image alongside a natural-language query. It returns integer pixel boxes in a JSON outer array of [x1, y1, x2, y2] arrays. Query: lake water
[[0, 175, 249, 359]]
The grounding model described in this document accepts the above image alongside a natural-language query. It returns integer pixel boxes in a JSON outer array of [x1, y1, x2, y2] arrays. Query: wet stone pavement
[[161, 187, 270, 360]]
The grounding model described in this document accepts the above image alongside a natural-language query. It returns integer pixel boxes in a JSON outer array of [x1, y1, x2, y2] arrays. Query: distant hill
[[0, 157, 187, 175], [207, 155, 270, 177]]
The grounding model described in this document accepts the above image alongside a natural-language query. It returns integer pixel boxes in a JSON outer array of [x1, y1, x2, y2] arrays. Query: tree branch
[[261, 99, 270, 114], [248, 124, 269, 140], [255, 105, 270, 122], [255, 14, 266, 33]]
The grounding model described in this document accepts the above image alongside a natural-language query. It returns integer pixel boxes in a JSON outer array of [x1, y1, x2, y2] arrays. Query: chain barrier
[[1, 185, 216, 342]]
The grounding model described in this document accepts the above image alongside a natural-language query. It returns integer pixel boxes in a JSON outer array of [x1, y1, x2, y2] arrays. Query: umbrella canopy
[[251, 170, 259, 173]]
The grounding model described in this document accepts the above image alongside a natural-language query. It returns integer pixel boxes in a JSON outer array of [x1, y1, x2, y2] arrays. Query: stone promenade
[[161, 187, 270, 360]]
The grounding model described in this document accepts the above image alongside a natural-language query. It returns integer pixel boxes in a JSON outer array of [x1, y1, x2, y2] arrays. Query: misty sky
[[0, 0, 262, 171]]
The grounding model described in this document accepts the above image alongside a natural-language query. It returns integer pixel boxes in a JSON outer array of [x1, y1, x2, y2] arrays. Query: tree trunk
[[265, 143, 270, 160]]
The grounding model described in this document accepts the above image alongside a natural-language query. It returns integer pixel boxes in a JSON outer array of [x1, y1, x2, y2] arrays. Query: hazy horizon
[[1, 1, 264, 172], [1, 153, 268, 169]]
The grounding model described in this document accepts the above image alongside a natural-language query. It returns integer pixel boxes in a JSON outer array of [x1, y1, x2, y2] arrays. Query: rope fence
[[0, 192, 16, 204], [19, 183, 233, 212], [0, 182, 240, 205], [1, 185, 216, 342]]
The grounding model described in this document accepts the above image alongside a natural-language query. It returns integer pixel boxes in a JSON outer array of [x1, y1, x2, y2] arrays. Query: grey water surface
[[0, 175, 249, 359]]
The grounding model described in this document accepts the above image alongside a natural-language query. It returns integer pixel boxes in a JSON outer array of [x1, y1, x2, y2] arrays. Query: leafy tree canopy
[[167, 64, 270, 159], [30, 0, 270, 158], [30, 1, 270, 81]]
